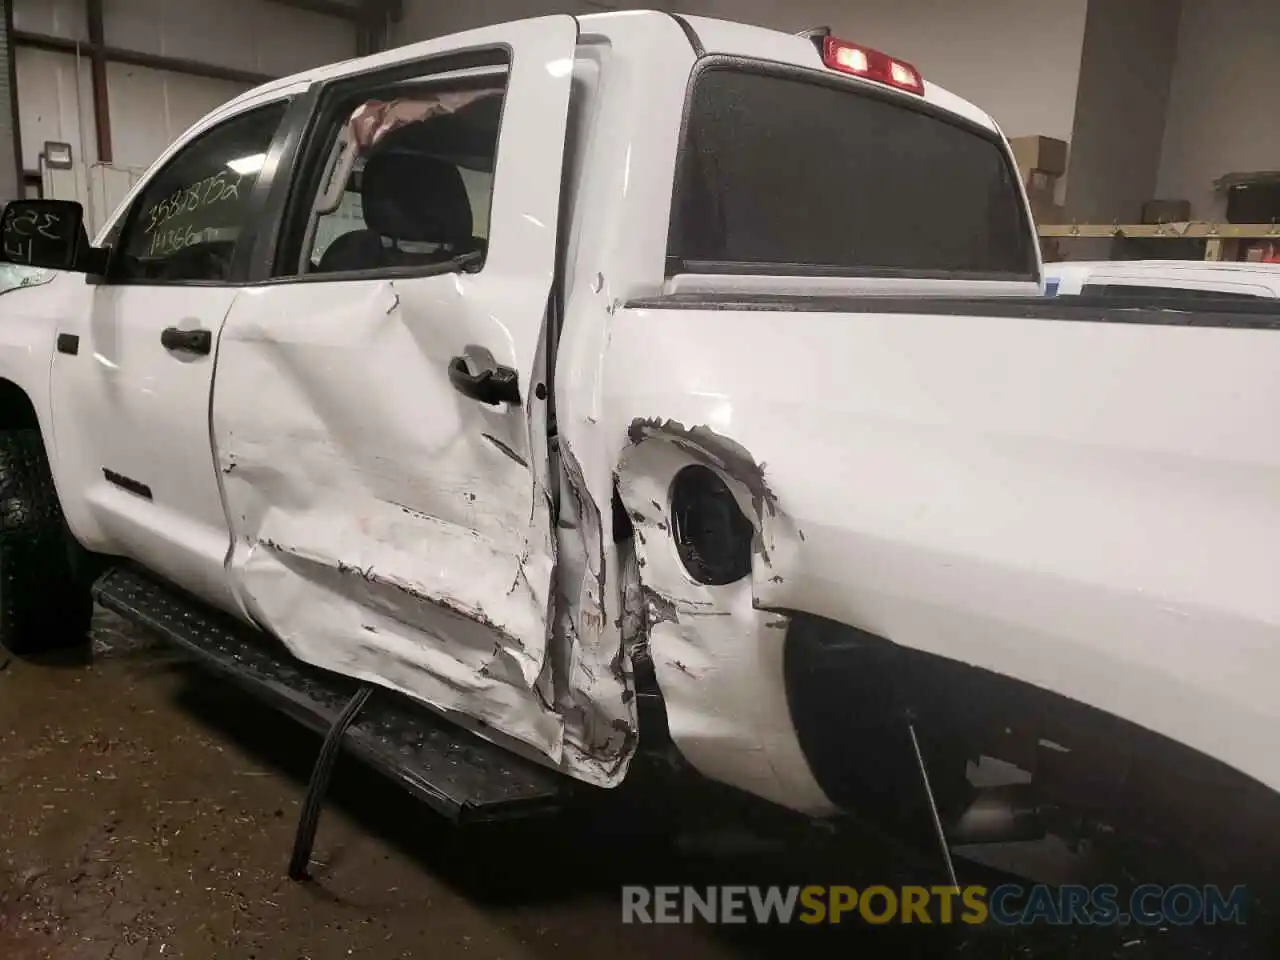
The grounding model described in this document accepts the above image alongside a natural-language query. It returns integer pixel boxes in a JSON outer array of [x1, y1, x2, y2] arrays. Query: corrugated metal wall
[[13, 47, 96, 171], [0, 0, 21, 202], [10, 0, 358, 231], [104, 62, 256, 170], [13, 0, 86, 38], [41, 159, 142, 234], [1156, 0, 1280, 220], [103, 0, 355, 77]]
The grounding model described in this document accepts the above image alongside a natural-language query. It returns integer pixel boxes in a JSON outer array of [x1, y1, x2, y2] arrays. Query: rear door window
[[669, 65, 1035, 280]]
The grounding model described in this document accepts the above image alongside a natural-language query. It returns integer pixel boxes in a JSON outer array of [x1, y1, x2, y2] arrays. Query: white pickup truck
[[1, 11, 1277, 880]]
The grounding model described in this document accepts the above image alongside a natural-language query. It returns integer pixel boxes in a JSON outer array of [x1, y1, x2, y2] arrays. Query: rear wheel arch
[[611, 430, 763, 759], [785, 612, 1280, 879]]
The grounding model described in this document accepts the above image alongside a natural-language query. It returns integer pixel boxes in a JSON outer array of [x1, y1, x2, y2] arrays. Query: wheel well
[[784, 612, 1280, 873], [0, 379, 40, 431]]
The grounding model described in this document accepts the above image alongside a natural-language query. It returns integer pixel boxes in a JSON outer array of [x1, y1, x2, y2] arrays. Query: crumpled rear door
[[210, 16, 580, 768]]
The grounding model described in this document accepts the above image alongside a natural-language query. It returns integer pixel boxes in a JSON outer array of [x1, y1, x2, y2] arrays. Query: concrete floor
[[0, 610, 1271, 959]]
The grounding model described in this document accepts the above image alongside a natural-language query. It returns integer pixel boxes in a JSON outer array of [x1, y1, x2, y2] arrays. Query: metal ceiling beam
[[268, 0, 404, 56], [86, 0, 113, 163], [355, 0, 403, 56], [13, 0, 395, 179], [13, 31, 277, 86]]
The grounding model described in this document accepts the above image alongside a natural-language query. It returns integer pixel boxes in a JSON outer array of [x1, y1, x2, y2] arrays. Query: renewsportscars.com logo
[[621, 884, 1250, 927]]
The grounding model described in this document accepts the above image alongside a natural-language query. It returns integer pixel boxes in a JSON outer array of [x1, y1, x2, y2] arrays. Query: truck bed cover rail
[[624, 292, 1280, 329]]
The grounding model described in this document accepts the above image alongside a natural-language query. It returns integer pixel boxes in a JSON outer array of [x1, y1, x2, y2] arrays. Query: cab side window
[[275, 70, 506, 279], [113, 102, 288, 284]]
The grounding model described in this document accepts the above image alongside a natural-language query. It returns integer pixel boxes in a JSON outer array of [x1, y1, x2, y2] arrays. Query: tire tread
[[0, 429, 93, 653]]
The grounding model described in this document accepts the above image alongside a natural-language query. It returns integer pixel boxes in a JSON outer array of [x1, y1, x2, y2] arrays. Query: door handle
[[448, 355, 521, 406], [161, 326, 212, 355]]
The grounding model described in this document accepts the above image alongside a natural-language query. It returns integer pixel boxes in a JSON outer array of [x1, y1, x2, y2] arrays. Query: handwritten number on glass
[[149, 224, 206, 257], [142, 172, 245, 236]]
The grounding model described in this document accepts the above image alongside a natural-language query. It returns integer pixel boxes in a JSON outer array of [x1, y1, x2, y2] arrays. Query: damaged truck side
[[1, 12, 1278, 879]]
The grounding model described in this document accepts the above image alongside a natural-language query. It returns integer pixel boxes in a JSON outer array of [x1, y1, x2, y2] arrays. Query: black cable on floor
[[289, 683, 374, 881]]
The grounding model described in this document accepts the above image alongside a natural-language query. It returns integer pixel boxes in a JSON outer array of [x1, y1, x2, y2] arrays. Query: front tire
[[0, 428, 93, 654]]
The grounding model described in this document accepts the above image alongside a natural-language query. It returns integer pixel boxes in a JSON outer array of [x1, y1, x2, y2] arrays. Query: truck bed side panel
[[602, 300, 1280, 800]]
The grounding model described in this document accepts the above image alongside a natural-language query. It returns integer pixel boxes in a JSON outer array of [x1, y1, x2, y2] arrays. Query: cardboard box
[[1025, 169, 1058, 194], [1141, 199, 1191, 224], [1025, 182, 1064, 223], [1009, 135, 1068, 177]]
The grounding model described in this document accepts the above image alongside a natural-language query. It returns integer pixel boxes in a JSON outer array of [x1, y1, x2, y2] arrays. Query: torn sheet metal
[[211, 278, 632, 785], [541, 440, 637, 780], [614, 421, 835, 815]]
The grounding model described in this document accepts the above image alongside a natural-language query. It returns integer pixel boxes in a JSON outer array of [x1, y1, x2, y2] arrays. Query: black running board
[[92, 565, 572, 823]]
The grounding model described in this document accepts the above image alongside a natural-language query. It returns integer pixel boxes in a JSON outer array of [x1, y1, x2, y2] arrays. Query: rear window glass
[[668, 66, 1036, 280]]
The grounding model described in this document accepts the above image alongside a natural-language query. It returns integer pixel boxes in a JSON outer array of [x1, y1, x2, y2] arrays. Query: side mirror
[[0, 199, 105, 274]]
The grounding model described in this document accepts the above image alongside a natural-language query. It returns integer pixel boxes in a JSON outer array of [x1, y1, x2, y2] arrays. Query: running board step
[[91, 565, 572, 823]]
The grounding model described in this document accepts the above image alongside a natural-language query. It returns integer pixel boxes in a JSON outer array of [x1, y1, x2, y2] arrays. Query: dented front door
[[209, 17, 579, 764]]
